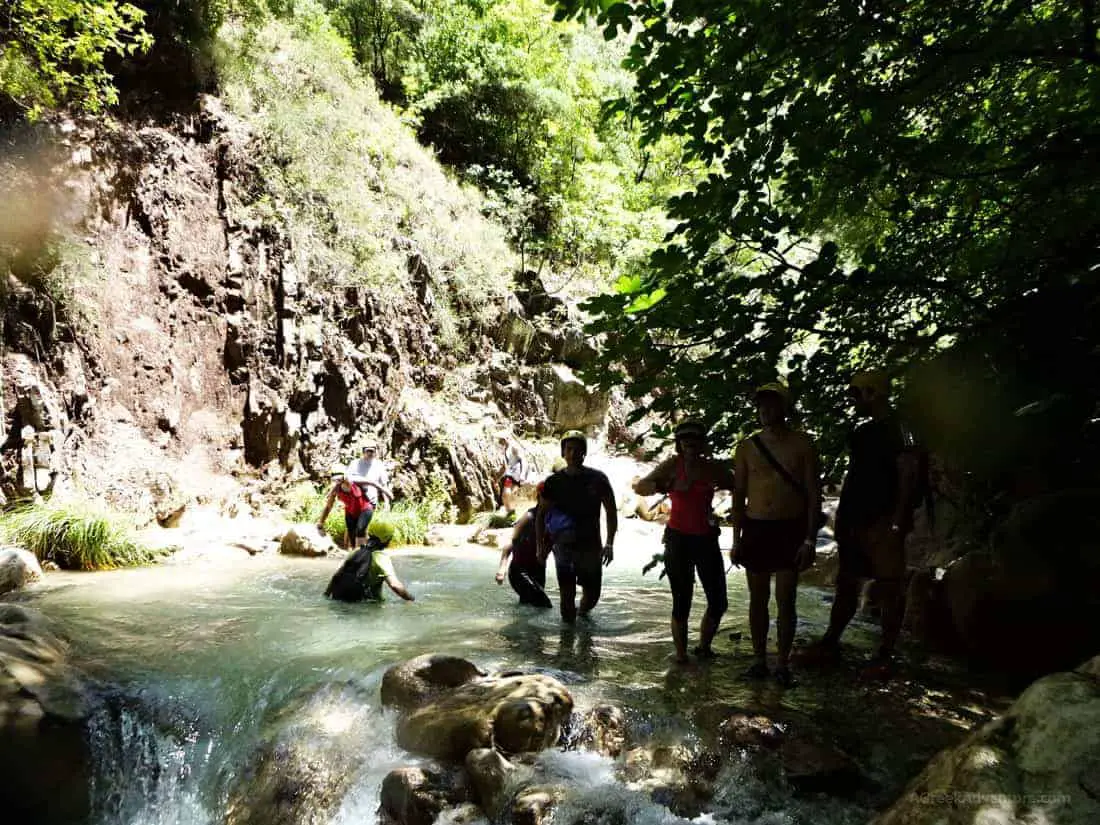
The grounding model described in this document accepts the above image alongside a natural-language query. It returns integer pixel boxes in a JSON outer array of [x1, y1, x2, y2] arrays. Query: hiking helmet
[[368, 520, 395, 545], [755, 382, 792, 409], [361, 438, 378, 452], [560, 429, 588, 458], [329, 464, 346, 478]]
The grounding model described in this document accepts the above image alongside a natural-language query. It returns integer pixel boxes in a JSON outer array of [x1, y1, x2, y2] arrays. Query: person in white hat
[[345, 439, 393, 530]]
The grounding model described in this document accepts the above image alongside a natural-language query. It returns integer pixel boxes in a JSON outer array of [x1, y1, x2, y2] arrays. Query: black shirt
[[837, 414, 916, 527], [542, 466, 613, 545]]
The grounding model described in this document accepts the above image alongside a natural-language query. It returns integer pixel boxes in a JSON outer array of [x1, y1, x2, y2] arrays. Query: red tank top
[[336, 483, 370, 517], [668, 457, 715, 536]]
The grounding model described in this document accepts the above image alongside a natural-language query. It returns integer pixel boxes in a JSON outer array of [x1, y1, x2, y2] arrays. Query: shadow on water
[[21, 544, 1014, 825]]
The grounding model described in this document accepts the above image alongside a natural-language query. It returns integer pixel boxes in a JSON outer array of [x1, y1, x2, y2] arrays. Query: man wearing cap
[[345, 440, 393, 535], [808, 370, 919, 678], [731, 383, 819, 687], [536, 430, 617, 624]]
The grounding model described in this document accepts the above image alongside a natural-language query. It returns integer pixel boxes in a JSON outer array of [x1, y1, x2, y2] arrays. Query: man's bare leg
[[744, 571, 771, 677], [775, 569, 799, 671], [822, 572, 862, 648], [559, 576, 578, 624], [876, 578, 906, 658]]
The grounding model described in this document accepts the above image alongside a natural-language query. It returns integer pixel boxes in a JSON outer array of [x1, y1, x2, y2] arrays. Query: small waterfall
[[85, 688, 218, 825]]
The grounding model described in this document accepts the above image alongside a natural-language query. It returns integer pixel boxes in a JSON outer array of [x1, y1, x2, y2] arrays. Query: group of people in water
[[324, 369, 922, 686]]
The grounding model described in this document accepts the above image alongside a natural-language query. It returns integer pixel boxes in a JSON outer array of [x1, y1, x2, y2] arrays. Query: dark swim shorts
[[737, 517, 806, 573]]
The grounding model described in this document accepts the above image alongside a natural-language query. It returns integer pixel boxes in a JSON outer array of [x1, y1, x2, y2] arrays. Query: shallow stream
[[22, 526, 1007, 825]]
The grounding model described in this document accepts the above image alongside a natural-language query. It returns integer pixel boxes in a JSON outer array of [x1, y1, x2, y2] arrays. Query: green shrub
[[0, 499, 161, 570]]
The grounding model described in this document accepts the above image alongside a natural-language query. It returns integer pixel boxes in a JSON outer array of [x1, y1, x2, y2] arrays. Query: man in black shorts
[[536, 430, 617, 624], [807, 370, 920, 679]]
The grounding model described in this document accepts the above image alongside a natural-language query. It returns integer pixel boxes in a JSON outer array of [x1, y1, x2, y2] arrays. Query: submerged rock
[[224, 682, 374, 825], [380, 765, 470, 825], [465, 747, 533, 820], [874, 654, 1100, 825], [511, 784, 567, 825], [395, 669, 573, 761], [0, 605, 91, 825], [570, 703, 629, 758], [0, 547, 43, 595], [380, 654, 486, 712]]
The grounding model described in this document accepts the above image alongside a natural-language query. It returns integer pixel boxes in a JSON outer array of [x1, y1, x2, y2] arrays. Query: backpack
[[324, 537, 385, 602]]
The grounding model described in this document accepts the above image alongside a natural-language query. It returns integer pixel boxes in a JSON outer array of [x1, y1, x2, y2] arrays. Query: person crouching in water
[[633, 420, 736, 665], [317, 468, 373, 549], [494, 481, 553, 608], [325, 520, 415, 602], [730, 383, 819, 687]]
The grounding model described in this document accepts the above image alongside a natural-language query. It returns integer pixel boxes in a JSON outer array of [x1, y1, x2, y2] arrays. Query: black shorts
[[553, 538, 602, 591], [345, 508, 374, 542], [737, 517, 805, 573]]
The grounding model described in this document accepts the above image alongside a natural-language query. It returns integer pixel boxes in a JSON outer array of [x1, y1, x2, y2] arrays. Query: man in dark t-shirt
[[808, 371, 919, 678], [536, 430, 617, 624]]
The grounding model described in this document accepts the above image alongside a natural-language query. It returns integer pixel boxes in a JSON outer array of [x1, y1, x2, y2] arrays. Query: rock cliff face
[[1, 99, 608, 520]]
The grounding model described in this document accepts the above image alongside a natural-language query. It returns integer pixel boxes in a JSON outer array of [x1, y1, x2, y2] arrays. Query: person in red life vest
[[633, 420, 736, 665], [317, 467, 375, 549], [494, 481, 553, 608]]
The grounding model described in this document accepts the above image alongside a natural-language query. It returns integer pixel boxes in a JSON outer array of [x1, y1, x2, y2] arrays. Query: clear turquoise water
[[23, 532, 1002, 825]]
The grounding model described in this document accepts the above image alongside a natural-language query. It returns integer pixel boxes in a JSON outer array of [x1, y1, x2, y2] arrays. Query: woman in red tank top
[[634, 420, 736, 664]]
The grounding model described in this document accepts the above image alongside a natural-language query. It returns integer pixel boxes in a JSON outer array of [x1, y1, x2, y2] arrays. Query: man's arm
[[730, 442, 748, 565], [632, 457, 675, 496], [386, 574, 415, 601], [795, 436, 819, 570], [601, 476, 618, 566], [890, 452, 919, 530]]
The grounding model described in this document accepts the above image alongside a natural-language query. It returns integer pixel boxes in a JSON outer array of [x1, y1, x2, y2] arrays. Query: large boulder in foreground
[[380, 654, 486, 712], [0, 547, 43, 595], [873, 654, 1100, 825], [380, 765, 470, 825], [385, 657, 573, 761], [0, 605, 91, 825]]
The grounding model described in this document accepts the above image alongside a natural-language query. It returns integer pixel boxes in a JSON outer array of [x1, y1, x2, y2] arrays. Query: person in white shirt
[[345, 440, 393, 528], [498, 435, 526, 513]]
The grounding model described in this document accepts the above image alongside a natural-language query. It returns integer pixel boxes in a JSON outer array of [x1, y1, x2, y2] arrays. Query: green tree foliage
[[0, 0, 153, 118], [326, 0, 692, 285], [558, 0, 1100, 490]]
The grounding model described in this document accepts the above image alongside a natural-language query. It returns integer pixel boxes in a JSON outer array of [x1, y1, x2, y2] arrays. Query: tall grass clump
[[0, 498, 161, 570], [215, 7, 515, 339]]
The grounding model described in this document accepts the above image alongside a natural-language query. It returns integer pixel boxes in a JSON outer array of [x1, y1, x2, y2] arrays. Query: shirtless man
[[730, 383, 819, 686]]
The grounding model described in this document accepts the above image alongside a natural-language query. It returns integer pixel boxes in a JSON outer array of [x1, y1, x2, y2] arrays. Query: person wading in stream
[[805, 370, 920, 680], [495, 482, 553, 608], [536, 431, 617, 624], [324, 520, 415, 603], [730, 383, 820, 687], [633, 420, 736, 665]]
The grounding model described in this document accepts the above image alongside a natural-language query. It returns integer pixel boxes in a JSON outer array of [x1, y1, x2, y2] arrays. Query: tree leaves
[[559, 0, 1100, 477]]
